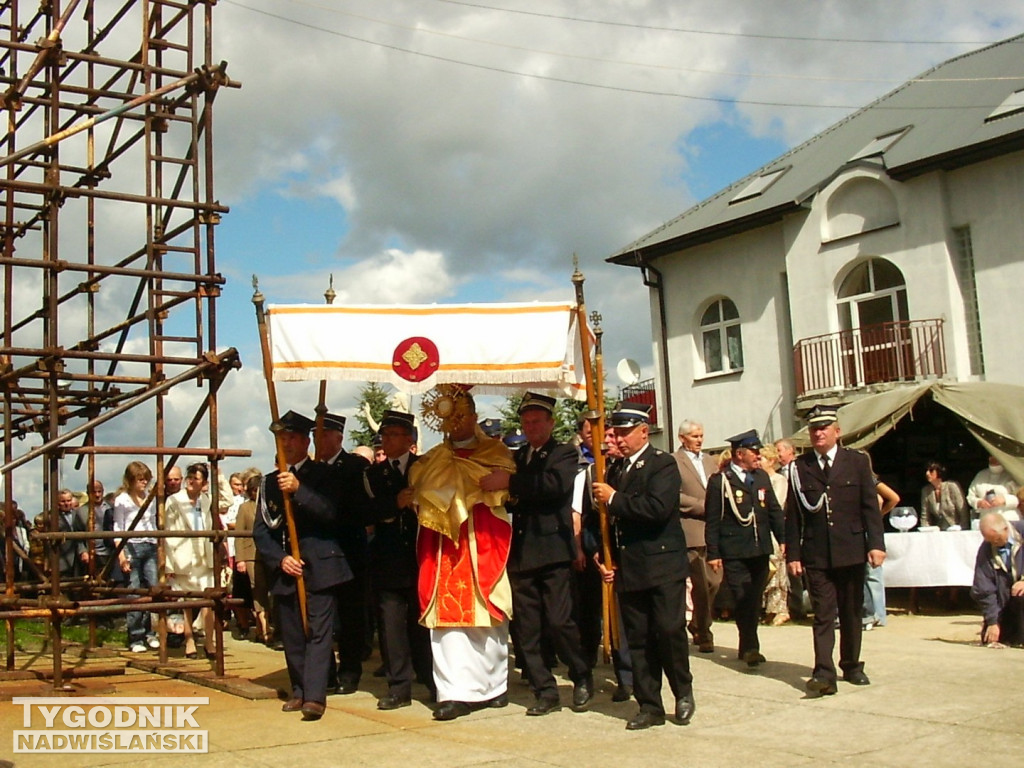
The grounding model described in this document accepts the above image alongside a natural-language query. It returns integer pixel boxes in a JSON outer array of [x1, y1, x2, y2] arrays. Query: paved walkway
[[2, 611, 1023, 767]]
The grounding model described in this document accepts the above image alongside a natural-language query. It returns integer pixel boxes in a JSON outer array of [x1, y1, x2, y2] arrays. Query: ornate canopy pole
[[252, 276, 309, 636], [571, 258, 619, 659], [313, 275, 336, 460]]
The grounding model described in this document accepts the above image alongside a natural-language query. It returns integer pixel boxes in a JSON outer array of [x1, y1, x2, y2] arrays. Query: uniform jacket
[[506, 438, 579, 573], [364, 454, 419, 590], [971, 520, 1024, 626], [673, 449, 719, 548], [785, 447, 885, 570], [607, 445, 687, 592], [705, 466, 785, 561], [253, 460, 353, 596], [325, 449, 372, 570]]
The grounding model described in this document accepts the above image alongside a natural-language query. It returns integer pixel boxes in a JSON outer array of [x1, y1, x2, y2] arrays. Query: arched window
[[837, 258, 908, 332], [836, 258, 911, 386], [700, 298, 743, 374]]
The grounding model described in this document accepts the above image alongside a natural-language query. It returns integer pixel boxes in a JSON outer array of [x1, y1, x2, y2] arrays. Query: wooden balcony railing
[[794, 318, 945, 397]]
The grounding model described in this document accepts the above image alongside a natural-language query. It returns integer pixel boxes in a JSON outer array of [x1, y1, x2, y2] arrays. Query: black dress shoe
[[526, 696, 561, 716], [611, 684, 633, 702], [806, 676, 838, 695], [334, 680, 358, 695], [433, 700, 473, 721], [281, 697, 303, 712], [571, 680, 593, 711], [843, 670, 871, 686], [301, 701, 325, 720], [487, 692, 509, 708], [625, 711, 666, 730], [377, 694, 412, 710], [674, 694, 696, 725]]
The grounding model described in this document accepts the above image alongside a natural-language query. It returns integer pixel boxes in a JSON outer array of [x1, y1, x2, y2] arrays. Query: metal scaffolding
[[0, 0, 245, 687]]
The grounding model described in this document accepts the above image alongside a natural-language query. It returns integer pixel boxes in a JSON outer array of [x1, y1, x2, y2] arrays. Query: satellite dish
[[616, 358, 641, 385]]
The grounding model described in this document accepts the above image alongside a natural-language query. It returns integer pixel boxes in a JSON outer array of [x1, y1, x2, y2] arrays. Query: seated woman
[[920, 461, 968, 530]]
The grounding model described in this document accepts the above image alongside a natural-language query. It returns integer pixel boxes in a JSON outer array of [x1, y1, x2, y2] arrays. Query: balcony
[[619, 378, 658, 427], [794, 318, 946, 397]]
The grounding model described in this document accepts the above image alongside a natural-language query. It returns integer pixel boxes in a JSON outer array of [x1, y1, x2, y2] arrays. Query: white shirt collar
[[627, 443, 651, 467], [816, 445, 838, 465]]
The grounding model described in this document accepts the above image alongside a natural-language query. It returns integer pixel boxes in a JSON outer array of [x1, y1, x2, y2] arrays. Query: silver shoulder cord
[[257, 474, 283, 530], [789, 461, 828, 514]]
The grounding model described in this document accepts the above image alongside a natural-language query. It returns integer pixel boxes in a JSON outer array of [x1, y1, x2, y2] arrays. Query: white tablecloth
[[882, 530, 984, 587]]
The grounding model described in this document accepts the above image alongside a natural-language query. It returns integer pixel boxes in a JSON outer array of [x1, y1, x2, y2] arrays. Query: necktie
[[746, 473, 754, 492], [392, 459, 401, 473], [608, 461, 622, 488], [821, 454, 831, 480], [288, 465, 296, 474]]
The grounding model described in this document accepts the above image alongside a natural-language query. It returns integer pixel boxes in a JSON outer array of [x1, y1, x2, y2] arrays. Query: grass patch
[[0, 618, 127, 652]]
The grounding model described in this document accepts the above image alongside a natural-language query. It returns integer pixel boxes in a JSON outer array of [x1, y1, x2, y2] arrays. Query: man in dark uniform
[[705, 430, 785, 668], [363, 410, 432, 709], [316, 412, 371, 695], [592, 402, 695, 730], [480, 392, 593, 715], [253, 410, 353, 720], [786, 405, 886, 695]]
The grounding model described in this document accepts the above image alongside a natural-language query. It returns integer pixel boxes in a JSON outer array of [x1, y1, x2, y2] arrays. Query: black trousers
[[806, 564, 866, 682], [574, 559, 603, 668], [723, 555, 770, 657], [332, 569, 366, 686], [279, 587, 337, 705], [618, 577, 692, 716], [509, 563, 590, 699], [377, 585, 432, 698], [994, 595, 1024, 645]]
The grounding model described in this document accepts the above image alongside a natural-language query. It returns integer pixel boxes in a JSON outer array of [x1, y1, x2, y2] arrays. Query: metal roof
[[608, 34, 1024, 265]]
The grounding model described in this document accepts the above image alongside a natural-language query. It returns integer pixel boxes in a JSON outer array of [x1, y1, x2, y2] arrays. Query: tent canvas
[[790, 382, 1024, 484]]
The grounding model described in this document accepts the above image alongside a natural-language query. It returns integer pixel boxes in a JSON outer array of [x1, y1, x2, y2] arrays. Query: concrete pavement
[[2, 611, 1023, 767]]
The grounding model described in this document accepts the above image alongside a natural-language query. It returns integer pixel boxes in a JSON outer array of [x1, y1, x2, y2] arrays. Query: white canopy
[[267, 301, 589, 398]]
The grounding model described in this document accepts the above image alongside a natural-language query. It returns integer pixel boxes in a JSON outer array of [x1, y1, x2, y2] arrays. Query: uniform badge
[[635, 460, 645, 470], [735, 490, 744, 501], [758, 488, 766, 506]]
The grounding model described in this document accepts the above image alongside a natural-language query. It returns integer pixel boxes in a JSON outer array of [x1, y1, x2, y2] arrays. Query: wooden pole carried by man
[[571, 260, 619, 660], [251, 276, 308, 637]]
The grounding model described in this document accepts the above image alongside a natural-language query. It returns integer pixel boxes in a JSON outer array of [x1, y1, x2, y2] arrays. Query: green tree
[[349, 382, 393, 447], [498, 390, 615, 444]]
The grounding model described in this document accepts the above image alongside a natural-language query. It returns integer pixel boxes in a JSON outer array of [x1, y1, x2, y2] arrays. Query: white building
[[609, 35, 1024, 454]]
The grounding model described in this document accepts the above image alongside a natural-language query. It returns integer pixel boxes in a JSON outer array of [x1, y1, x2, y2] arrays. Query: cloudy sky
[[13, 1, 1024, 510]]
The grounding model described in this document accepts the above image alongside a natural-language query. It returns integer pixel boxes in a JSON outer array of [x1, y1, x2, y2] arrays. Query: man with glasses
[[705, 430, 785, 668]]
